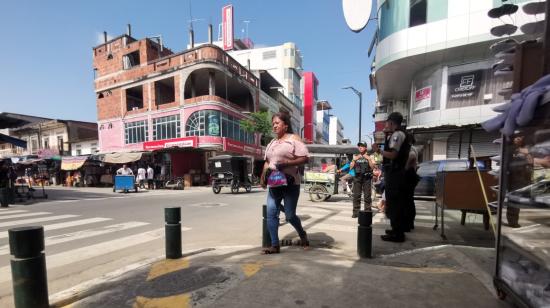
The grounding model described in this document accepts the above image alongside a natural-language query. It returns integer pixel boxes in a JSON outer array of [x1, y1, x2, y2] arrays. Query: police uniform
[[351, 153, 373, 217], [383, 129, 410, 239]]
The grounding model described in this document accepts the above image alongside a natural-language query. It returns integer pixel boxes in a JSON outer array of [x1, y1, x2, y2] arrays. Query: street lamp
[[342, 86, 362, 143]]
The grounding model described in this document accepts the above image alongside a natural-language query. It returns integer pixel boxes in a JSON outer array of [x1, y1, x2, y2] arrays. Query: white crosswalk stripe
[[0, 209, 194, 286], [0, 217, 113, 239], [0, 215, 79, 228], [0, 228, 166, 284], [0, 221, 151, 256], [0, 210, 27, 216], [0, 212, 51, 220]]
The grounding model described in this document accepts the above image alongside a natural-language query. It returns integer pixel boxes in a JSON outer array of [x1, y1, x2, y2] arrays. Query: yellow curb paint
[[241, 260, 279, 278], [133, 294, 190, 308], [394, 267, 458, 274], [241, 263, 262, 278], [146, 258, 190, 281]]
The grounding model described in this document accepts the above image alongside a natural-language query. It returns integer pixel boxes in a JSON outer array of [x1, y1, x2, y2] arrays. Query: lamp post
[[342, 86, 362, 143]]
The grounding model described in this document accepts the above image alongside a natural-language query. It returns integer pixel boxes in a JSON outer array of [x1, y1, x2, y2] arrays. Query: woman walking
[[261, 112, 309, 254]]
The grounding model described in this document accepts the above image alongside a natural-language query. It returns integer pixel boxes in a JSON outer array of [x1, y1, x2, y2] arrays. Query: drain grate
[[190, 202, 228, 208]]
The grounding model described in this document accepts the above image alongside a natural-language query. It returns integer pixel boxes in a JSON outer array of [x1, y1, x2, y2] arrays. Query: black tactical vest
[[354, 155, 372, 176]]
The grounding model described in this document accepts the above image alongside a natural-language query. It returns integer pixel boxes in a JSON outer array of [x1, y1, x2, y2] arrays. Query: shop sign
[[37, 148, 59, 159], [414, 86, 432, 111], [222, 5, 234, 51], [61, 156, 88, 171], [223, 137, 260, 156], [448, 70, 483, 100], [143, 137, 198, 151]]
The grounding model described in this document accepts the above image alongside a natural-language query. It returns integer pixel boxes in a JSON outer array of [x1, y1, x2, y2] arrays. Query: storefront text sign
[[414, 86, 432, 111], [223, 138, 260, 156], [143, 137, 198, 151], [448, 70, 483, 100]]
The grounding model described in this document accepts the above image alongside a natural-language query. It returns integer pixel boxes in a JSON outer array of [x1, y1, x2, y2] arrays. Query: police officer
[[381, 112, 410, 242], [349, 141, 375, 218]]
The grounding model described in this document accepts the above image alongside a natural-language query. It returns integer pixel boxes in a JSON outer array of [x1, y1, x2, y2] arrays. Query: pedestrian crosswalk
[[289, 201, 442, 238], [0, 208, 191, 285]]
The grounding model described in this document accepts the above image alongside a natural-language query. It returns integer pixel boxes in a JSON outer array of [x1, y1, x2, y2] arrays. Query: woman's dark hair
[[272, 112, 294, 134]]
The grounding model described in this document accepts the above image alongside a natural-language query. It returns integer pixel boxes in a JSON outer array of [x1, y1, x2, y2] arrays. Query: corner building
[[373, 0, 535, 161], [93, 33, 261, 177]]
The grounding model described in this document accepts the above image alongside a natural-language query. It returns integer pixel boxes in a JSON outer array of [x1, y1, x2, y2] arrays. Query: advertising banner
[[222, 5, 234, 51], [414, 86, 432, 111], [143, 136, 198, 151], [61, 156, 88, 171], [448, 70, 483, 100]]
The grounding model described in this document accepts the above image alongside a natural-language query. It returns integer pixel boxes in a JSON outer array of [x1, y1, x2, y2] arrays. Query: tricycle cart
[[113, 175, 138, 193], [208, 155, 252, 194], [304, 144, 358, 202]]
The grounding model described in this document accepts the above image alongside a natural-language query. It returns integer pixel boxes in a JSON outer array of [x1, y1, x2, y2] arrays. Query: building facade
[[372, 0, 536, 161], [329, 116, 344, 145], [230, 42, 304, 133], [93, 32, 266, 176]]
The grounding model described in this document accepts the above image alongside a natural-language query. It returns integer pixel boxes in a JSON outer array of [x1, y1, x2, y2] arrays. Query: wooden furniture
[[434, 170, 498, 239]]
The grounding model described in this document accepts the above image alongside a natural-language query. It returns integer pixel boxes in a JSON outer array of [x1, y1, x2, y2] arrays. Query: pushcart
[[113, 175, 138, 193]]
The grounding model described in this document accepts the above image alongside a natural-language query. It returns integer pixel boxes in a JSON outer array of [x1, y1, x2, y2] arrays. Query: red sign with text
[[222, 5, 234, 50], [143, 136, 198, 151], [223, 138, 260, 156]]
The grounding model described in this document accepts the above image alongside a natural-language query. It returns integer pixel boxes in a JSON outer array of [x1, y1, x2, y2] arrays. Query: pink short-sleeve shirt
[[265, 136, 309, 184]]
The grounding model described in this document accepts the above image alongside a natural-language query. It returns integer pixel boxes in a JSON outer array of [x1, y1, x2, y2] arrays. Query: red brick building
[[93, 31, 262, 178]]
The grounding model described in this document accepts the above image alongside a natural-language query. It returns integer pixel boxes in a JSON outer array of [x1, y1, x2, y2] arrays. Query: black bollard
[[9, 226, 49, 308], [165, 207, 182, 259], [262, 204, 271, 248], [357, 210, 373, 258], [0, 187, 8, 207]]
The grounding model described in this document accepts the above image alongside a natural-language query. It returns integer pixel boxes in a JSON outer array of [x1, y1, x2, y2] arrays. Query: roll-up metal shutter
[[447, 129, 500, 158]]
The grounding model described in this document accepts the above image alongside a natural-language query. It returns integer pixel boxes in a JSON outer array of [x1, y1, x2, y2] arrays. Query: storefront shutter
[[447, 130, 500, 159]]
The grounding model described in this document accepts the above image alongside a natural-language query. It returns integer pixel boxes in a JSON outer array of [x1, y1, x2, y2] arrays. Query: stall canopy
[[0, 133, 27, 148], [100, 152, 143, 164], [61, 156, 88, 171]]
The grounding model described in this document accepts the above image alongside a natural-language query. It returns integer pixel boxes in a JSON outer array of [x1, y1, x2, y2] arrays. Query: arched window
[[185, 110, 254, 144]]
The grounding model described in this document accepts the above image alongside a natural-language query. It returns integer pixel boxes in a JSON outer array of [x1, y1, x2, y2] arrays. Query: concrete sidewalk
[[52, 244, 509, 308]]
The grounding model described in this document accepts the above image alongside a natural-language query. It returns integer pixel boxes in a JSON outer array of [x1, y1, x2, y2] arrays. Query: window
[[43, 138, 49, 149], [126, 85, 144, 111], [124, 120, 148, 144], [410, 0, 427, 27], [155, 77, 175, 106], [31, 138, 38, 153], [262, 50, 276, 60], [122, 51, 140, 70], [153, 115, 180, 140], [57, 136, 64, 152], [185, 110, 254, 144]]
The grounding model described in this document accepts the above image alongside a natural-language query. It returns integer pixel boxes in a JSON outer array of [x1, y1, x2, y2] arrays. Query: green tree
[[240, 111, 273, 146]]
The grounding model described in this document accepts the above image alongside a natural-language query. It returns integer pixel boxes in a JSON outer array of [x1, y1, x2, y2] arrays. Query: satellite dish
[[342, 0, 373, 33]]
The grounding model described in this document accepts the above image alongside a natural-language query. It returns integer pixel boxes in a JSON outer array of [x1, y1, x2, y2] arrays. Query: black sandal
[[261, 246, 280, 254], [299, 232, 310, 250]]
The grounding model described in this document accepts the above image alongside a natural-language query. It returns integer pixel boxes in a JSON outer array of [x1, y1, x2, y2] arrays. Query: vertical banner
[[222, 5, 234, 51], [414, 86, 432, 111]]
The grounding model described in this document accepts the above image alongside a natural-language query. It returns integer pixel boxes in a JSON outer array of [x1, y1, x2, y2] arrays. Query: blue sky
[[0, 0, 377, 143]]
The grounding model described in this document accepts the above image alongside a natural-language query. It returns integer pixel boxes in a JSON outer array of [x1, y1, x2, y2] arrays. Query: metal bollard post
[[357, 210, 373, 258], [9, 226, 49, 308], [262, 204, 271, 248], [165, 207, 182, 259]]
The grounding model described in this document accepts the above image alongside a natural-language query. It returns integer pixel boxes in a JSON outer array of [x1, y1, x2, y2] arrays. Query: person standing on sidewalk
[[404, 136, 420, 231], [349, 141, 376, 218], [260, 112, 309, 254], [147, 165, 155, 190], [137, 166, 146, 189], [381, 112, 411, 242]]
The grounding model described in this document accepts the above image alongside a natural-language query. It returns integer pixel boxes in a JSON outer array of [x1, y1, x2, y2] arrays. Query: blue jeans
[[266, 184, 305, 247]]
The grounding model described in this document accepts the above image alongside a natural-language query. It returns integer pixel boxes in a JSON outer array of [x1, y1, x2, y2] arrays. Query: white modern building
[[372, 0, 538, 161], [329, 116, 345, 145]]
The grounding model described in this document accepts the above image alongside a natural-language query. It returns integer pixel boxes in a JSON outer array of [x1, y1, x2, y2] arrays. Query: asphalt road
[[0, 186, 495, 307]]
